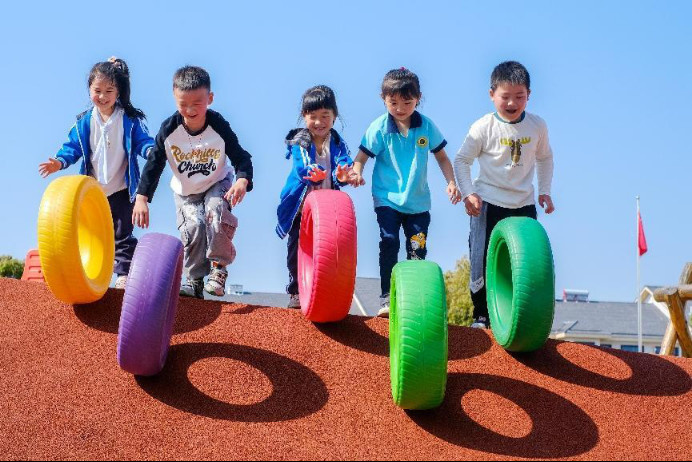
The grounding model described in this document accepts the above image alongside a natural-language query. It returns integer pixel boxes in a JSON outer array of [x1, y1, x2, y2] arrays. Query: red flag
[[638, 212, 648, 256]]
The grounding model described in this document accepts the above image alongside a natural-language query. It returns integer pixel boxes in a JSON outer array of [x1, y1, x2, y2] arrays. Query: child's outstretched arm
[[433, 148, 461, 205], [131, 118, 155, 160], [132, 194, 150, 228], [454, 124, 484, 216], [536, 122, 555, 214], [133, 127, 168, 228], [218, 119, 253, 207], [39, 123, 84, 177], [350, 151, 369, 187], [38, 158, 62, 178]]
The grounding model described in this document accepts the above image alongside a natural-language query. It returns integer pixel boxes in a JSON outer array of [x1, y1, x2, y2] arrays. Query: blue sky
[[2, 0, 691, 302]]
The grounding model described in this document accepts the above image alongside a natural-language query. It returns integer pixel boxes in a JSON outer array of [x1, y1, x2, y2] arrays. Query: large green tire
[[486, 217, 555, 352], [390, 260, 448, 410]]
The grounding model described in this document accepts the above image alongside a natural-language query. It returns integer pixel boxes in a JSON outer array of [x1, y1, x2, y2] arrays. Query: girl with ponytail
[[38, 57, 155, 289]]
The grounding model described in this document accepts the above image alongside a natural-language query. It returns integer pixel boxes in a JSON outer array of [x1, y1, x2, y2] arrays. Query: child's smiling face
[[490, 82, 530, 122], [303, 108, 335, 141], [89, 74, 118, 115], [174, 87, 214, 132]]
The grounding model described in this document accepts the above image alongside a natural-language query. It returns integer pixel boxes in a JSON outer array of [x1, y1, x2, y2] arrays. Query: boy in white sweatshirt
[[454, 61, 555, 329]]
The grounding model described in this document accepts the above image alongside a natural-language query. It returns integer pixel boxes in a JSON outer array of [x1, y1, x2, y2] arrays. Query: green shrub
[[0, 255, 24, 279]]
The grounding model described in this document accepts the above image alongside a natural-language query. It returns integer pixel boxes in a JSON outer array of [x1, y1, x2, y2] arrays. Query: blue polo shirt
[[359, 111, 447, 214]]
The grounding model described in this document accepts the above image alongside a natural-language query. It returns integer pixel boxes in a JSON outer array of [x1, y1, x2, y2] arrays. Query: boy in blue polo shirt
[[352, 68, 461, 317]]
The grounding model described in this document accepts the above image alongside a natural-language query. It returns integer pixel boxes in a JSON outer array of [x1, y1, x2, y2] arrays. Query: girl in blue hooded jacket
[[38, 58, 155, 289], [276, 85, 362, 309]]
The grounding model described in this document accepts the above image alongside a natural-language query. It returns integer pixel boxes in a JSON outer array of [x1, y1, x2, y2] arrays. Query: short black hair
[[491, 61, 530, 91], [173, 65, 211, 91], [301, 85, 338, 117], [381, 68, 421, 101]]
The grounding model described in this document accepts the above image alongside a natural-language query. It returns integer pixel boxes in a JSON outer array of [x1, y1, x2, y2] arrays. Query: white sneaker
[[377, 294, 390, 318], [204, 265, 228, 296], [180, 278, 204, 299], [114, 275, 127, 289], [287, 294, 301, 309]]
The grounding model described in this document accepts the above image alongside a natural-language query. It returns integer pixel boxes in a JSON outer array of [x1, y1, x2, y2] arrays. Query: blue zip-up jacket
[[276, 128, 354, 239], [54, 109, 155, 202]]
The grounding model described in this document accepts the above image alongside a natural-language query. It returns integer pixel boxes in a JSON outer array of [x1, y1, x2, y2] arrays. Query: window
[[654, 346, 681, 355], [600, 344, 612, 349], [577, 341, 596, 345], [621, 345, 638, 352]]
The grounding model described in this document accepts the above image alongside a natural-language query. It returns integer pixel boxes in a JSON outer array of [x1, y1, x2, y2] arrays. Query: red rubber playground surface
[[2, 277, 692, 460]]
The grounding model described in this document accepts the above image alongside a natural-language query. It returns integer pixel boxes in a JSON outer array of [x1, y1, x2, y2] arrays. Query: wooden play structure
[[654, 263, 692, 357]]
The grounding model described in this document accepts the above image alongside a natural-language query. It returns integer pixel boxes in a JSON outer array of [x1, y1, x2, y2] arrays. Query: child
[[352, 68, 461, 318], [133, 65, 254, 299], [38, 57, 155, 289], [454, 60, 555, 329], [276, 85, 359, 309]]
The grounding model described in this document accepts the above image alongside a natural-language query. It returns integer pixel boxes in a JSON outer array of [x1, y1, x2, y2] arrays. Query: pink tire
[[298, 190, 357, 323]]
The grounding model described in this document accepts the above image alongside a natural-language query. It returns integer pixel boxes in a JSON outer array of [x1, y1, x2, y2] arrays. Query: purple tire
[[117, 233, 184, 376]]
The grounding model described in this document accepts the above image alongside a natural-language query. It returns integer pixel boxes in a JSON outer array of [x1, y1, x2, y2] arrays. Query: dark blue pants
[[286, 213, 301, 295], [470, 202, 537, 320], [376, 206, 431, 297], [108, 188, 137, 277]]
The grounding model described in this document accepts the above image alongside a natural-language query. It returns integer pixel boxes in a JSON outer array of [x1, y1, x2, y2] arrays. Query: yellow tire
[[38, 175, 114, 304]]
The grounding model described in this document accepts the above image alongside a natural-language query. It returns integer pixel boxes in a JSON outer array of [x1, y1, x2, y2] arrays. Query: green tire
[[390, 260, 448, 410], [486, 217, 555, 352]]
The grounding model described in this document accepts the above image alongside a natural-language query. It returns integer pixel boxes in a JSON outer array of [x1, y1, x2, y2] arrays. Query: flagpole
[[637, 196, 643, 353]]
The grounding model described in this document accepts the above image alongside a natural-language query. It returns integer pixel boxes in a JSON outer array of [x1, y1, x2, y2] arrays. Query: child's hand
[[350, 172, 366, 187], [132, 194, 150, 228], [336, 164, 366, 187], [38, 158, 61, 178], [303, 164, 327, 183], [447, 182, 461, 205], [225, 178, 248, 207], [538, 194, 555, 214], [463, 193, 482, 217], [336, 164, 352, 183]]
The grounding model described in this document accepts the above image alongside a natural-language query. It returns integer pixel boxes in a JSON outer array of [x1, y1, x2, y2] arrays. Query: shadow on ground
[[74, 289, 222, 335], [409, 373, 599, 458], [136, 342, 329, 422]]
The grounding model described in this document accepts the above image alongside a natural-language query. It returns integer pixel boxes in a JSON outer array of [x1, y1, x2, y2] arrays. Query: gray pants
[[174, 175, 238, 280]]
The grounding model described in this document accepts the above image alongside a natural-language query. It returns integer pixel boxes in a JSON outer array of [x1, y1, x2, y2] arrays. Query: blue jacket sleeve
[[136, 127, 168, 202], [332, 139, 354, 187], [55, 123, 84, 169], [290, 145, 312, 185], [131, 119, 155, 160]]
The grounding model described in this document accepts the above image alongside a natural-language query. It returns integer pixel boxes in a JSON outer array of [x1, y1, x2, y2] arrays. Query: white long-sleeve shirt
[[90, 106, 127, 196], [454, 111, 553, 209]]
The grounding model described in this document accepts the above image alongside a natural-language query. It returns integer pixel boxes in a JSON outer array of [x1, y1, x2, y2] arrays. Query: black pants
[[108, 189, 137, 277], [376, 206, 431, 297], [286, 213, 302, 295], [470, 202, 537, 320]]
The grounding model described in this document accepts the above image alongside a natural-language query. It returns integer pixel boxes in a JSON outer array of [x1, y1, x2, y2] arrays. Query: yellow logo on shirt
[[500, 137, 531, 167], [416, 136, 429, 148]]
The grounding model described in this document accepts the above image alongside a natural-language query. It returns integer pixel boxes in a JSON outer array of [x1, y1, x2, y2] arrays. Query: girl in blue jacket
[[38, 57, 155, 289], [276, 85, 362, 309]]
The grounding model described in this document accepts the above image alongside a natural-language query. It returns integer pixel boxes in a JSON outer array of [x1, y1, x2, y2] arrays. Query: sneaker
[[471, 316, 489, 329], [204, 265, 228, 296], [114, 275, 127, 289], [377, 294, 390, 318], [287, 294, 301, 309], [180, 278, 204, 299]]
